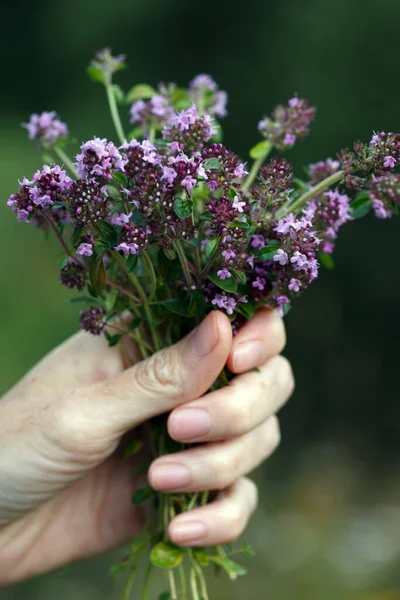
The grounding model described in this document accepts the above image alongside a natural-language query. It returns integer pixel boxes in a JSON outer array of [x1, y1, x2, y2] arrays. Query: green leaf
[[109, 563, 127, 577], [234, 300, 257, 320], [193, 549, 210, 566], [111, 171, 128, 186], [86, 65, 106, 85], [208, 273, 238, 293], [204, 157, 221, 170], [89, 257, 107, 294], [205, 237, 221, 260], [130, 316, 142, 330], [42, 152, 54, 165], [249, 140, 272, 160], [104, 331, 122, 347], [231, 269, 247, 285], [125, 83, 157, 103], [283, 301, 292, 316], [69, 296, 100, 305], [150, 542, 184, 569], [105, 290, 118, 313], [129, 534, 149, 556], [209, 556, 247, 580], [227, 221, 248, 229], [126, 254, 139, 273], [174, 198, 193, 219], [122, 439, 143, 458], [259, 248, 278, 260], [131, 486, 153, 505], [318, 251, 335, 270], [189, 291, 207, 317], [161, 299, 190, 317], [128, 126, 146, 141], [112, 84, 125, 104], [159, 593, 172, 600]]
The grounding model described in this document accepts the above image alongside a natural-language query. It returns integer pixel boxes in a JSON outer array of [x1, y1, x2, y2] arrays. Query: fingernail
[[150, 463, 191, 490], [170, 520, 208, 545], [190, 314, 219, 357], [232, 340, 263, 372], [169, 408, 211, 441]]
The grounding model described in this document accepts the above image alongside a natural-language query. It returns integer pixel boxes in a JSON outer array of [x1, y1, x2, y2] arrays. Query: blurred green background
[[1, 0, 400, 598]]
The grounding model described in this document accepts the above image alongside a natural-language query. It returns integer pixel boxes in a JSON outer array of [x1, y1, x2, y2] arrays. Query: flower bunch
[[8, 47, 400, 600]]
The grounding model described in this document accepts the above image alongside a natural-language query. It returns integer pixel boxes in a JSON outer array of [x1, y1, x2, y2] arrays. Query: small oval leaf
[[131, 486, 154, 505], [150, 542, 184, 569], [208, 273, 238, 293], [174, 198, 193, 219]]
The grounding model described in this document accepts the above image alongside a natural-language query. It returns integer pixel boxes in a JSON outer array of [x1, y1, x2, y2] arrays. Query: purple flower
[[189, 75, 228, 118], [222, 249, 236, 260], [273, 249, 289, 266], [309, 158, 340, 184], [251, 234, 266, 249], [277, 295, 289, 305], [384, 155, 396, 169], [22, 111, 68, 147], [162, 166, 178, 185], [258, 97, 316, 150], [77, 243, 93, 256], [90, 48, 126, 84], [288, 278, 301, 292], [79, 306, 106, 336], [211, 293, 237, 315], [110, 211, 132, 226], [232, 195, 246, 213], [252, 277, 266, 291], [115, 242, 139, 255], [115, 223, 149, 255], [76, 137, 126, 181], [217, 268, 231, 280], [65, 180, 109, 226], [369, 173, 400, 219], [60, 259, 87, 291], [201, 143, 246, 193], [163, 105, 217, 153], [130, 95, 174, 131]]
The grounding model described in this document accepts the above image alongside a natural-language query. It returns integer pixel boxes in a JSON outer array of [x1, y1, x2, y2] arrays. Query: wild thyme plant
[[7, 48, 400, 600]]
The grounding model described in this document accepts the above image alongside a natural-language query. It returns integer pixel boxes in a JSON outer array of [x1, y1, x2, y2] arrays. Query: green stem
[[122, 567, 136, 600], [142, 250, 157, 300], [172, 239, 194, 288], [277, 170, 344, 218], [179, 564, 187, 600], [201, 239, 222, 279], [106, 85, 126, 144], [149, 126, 156, 143], [194, 564, 210, 600], [186, 492, 199, 512], [54, 146, 79, 177], [42, 211, 84, 266], [190, 567, 200, 600], [168, 570, 178, 600], [141, 562, 153, 600], [242, 143, 273, 194]]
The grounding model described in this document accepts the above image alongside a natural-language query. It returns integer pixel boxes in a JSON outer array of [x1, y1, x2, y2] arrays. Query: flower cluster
[[22, 111, 68, 147], [189, 74, 228, 118], [258, 97, 316, 149], [8, 47, 400, 600]]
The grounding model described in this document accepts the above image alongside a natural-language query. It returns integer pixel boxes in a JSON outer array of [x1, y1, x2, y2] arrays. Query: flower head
[[130, 95, 174, 131], [22, 111, 68, 147], [258, 97, 316, 150], [60, 259, 87, 291], [189, 74, 228, 118], [90, 48, 126, 84], [76, 137, 126, 181], [163, 105, 218, 153], [79, 306, 106, 335]]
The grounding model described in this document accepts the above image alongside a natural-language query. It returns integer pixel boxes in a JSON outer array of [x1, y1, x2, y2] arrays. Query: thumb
[[81, 311, 232, 437]]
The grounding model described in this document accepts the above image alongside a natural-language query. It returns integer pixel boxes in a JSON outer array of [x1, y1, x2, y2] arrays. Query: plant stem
[[172, 239, 194, 288], [190, 567, 200, 600], [141, 562, 153, 600], [142, 250, 157, 300], [106, 85, 126, 144], [54, 146, 79, 177], [149, 126, 156, 143], [194, 564, 210, 600], [168, 570, 178, 600], [42, 211, 84, 266], [107, 279, 141, 303], [187, 492, 199, 512], [122, 567, 136, 600], [201, 239, 222, 279], [277, 170, 344, 218], [242, 142, 273, 194], [179, 564, 187, 599]]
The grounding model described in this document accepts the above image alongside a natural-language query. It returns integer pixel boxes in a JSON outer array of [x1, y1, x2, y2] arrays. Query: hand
[[0, 309, 293, 585]]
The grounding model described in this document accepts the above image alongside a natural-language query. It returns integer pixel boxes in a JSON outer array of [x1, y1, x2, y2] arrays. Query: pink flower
[[384, 155, 396, 169], [232, 195, 246, 213], [115, 242, 139, 255], [217, 268, 231, 280], [273, 249, 289, 266], [288, 278, 301, 292], [162, 166, 177, 185], [284, 133, 296, 146], [252, 277, 266, 291], [77, 243, 93, 256]]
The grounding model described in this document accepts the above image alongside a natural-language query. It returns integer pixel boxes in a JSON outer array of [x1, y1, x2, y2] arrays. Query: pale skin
[[0, 308, 294, 586]]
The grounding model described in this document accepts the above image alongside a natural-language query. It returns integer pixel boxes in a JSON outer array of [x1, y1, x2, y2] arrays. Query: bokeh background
[[1, 0, 400, 598]]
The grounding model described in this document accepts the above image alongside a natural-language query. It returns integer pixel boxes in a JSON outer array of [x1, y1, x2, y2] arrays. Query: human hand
[[0, 308, 293, 585]]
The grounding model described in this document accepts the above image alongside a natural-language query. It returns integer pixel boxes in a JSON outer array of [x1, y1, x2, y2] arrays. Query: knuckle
[[245, 478, 259, 512], [135, 349, 186, 404], [213, 453, 237, 490], [227, 388, 252, 435], [51, 389, 111, 461]]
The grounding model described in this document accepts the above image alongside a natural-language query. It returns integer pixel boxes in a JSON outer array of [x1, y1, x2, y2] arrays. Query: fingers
[[227, 307, 286, 374], [148, 415, 281, 493], [168, 477, 258, 547], [168, 355, 294, 443], [53, 312, 233, 449]]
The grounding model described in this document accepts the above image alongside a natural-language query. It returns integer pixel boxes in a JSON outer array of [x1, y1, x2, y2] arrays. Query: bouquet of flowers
[[7, 48, 400, 600]]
